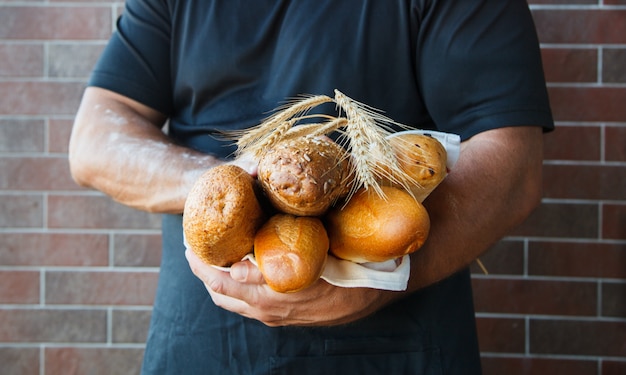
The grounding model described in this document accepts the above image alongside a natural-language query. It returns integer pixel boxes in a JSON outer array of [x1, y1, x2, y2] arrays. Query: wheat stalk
[[282, 117, 347, 140], [333, 89, 415, 200], [234, 94, 333, 156], [229, 89, 425, 202]]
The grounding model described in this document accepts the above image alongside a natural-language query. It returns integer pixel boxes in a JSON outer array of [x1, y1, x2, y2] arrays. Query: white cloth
[[210, 253, 411, 291]]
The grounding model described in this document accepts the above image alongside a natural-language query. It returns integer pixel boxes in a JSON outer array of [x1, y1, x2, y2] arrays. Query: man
[[69, 1, 553, 373]]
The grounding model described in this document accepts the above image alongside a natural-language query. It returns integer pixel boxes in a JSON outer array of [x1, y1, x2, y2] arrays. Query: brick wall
[[0, 1, 624, 374], [473, 1, 626, 374]]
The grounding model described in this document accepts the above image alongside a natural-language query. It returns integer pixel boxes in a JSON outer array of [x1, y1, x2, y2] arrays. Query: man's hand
[[185, 249, 398, 327]]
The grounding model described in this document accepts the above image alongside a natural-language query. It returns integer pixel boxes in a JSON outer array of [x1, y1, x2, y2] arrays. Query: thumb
[[230, 260, 266, 284]]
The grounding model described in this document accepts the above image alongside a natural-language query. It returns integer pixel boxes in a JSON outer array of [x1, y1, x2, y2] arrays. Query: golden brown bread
[[257, 136, 351, 216], [183, 165, 265, 267], [325, 185, 430, 263], [386, 133, 447, 202], [254, 214, 329, 293]]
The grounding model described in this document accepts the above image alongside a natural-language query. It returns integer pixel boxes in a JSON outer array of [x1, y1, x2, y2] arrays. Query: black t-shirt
[[89, 1, 553, 374]]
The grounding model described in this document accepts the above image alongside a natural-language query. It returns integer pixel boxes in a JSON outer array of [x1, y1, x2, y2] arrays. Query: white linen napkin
[[208, 252, 411, 291]]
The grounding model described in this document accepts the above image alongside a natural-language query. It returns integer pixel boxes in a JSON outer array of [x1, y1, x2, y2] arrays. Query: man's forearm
[[69, 87, 222, 214], [406, 126, 544, 291]]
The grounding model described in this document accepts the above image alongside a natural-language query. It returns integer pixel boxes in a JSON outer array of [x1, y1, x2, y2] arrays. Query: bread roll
[[257, 136, 350, 216], [386, 133, 447, 202], [254, 214, 329, 293], [183, 165, 265, 267], [325, 186, 430, 263]]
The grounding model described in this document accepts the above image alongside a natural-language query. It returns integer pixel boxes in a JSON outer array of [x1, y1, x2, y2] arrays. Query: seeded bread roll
[[254, 214, 329, 293], [386, 133, 448, 202], [183, 165, 265, 267], [325, 185, 430, 263], [257, 136, 350, 216]]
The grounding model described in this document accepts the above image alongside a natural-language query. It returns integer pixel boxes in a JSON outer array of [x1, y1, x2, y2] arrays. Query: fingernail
[[230, 263, 248, 282]]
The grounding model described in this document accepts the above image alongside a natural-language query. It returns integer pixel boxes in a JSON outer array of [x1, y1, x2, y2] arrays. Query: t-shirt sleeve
[[88, 0, 173, 115], [416, 0, 554, 140]]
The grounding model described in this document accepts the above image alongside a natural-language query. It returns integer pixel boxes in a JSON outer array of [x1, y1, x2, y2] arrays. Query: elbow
[[68, 133, 99, 189], [514, 156, 544, 226], [69, 151, 93, 188], [523, 171, 543, 217]]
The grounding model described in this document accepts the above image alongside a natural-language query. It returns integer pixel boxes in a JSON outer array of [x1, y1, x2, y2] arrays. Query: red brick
[[0, 156, 79, 191], [473, 278, 597, 316], [606, 126, 626, 162], [0, 233, 109, 266], [542, 164, 626, 200], [543, 126, 600, 162], [532, 10, 626, 44], [603, 48, 626, 83], [0, 82, 85, 116], [511, 202, 598, 239], [114, 233, 162, 267], [47, 195, 161, 230], [112, 309, 152, 343], [0, 119, 45, 153], [548, 87, 626, 122], [45, 347, 144, 375], [605, 0, 626, 5], [530, 319, 626, 357], [0, 348, 40, 375], [603, 204, 626, 240], [0, 309, 106, 342], [470, 240, 524, 276], [602, 282, 626, 318], [481, 357, 597, 375], [0, 194, 44, 228], [48, 43, 105, 78], [0, 7, 112, 40], [529, 241, 626, 279], [0, 270, 39, 304], [48, 119, 74, 154], [541, 48, 597, 83], [476, 317, 525, 353], [46, 271, 158, 306], [603, 360, 626, 375], [0, 43, 43, 77]]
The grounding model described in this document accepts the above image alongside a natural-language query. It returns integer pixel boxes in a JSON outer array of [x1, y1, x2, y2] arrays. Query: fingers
[[230, 260, 266, 284]]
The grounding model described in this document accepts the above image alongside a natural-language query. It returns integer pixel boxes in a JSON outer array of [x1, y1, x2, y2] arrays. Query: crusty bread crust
[[257, 136, 350, 216], [254, 214, 329, 293], [325, 186, 430, 263], [387, 133, 447, 202], [183, 165, 265, 267]]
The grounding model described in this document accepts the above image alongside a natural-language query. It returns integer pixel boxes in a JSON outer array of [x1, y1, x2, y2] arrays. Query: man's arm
[[69, 87, 255, 214], [408, 125, 543, 290], [187, 125, 544, 326]]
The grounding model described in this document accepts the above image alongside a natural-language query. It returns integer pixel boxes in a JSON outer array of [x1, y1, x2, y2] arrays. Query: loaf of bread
[[386, 133, 448, 202], [254, 214, 329, 293], [183, 165, 266, 267], [257, 136, 351, 216], [325, 185, 430, 263]]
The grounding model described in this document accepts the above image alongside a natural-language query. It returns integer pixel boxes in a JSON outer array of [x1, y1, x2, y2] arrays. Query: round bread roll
[[254, 214, 329, 293], [183, 164, 265, 267], [257, 136, 350, 216], [325, 185, 430, 263], [386, 133, 447, 202]]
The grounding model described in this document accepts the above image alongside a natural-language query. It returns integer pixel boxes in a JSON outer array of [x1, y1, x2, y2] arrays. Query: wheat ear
[[234, 95, 332, 156], [282, 117, 347, 140], [333, 90, 415, 200]]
